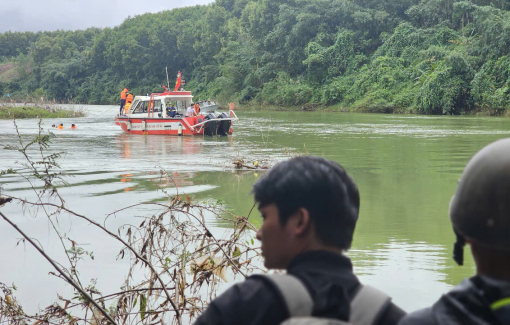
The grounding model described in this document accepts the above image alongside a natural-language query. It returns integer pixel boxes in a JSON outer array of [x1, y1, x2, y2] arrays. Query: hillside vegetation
[[1, 0, 510, 114]]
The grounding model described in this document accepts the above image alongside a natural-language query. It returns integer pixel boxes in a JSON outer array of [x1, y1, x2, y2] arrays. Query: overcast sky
[[0, 0, 215, 33]]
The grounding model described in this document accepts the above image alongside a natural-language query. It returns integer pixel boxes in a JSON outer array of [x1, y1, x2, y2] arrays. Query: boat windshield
[[163, 98, 191, 112], [132, 101, 149, 114]]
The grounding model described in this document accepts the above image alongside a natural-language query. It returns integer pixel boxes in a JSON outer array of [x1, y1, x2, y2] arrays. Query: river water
[[1, 105, 509, 314]]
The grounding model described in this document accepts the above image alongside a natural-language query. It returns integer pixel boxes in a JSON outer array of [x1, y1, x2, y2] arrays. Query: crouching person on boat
[[399, 138, 510, 325], [166, 104, 177, 118], [194, 156, 406, 325]]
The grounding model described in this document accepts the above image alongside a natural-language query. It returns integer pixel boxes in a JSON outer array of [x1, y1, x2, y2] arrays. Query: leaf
[[132, 297, 138, 308], [140, 294, 147, 320], [232, 246, 241, 258]]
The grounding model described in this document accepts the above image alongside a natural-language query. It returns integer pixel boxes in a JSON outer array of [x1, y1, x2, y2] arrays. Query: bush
[[239, 86, 260, 104]]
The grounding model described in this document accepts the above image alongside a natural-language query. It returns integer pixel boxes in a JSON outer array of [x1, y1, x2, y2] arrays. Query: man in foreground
[[195, 156, 405, 325], [399, 138, 510, 325]]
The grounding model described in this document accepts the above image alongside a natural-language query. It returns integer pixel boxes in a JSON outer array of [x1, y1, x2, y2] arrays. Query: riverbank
[[234, 102, 510, 116], [0, 106, 85, 119]]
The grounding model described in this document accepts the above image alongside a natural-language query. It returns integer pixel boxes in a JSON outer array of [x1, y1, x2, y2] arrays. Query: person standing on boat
[[186, 103, 195, 117], [119, 87, 129, 115], [194, 156, 405, 325], [124, 92, 134, 113], [194, 102, 201, 116]]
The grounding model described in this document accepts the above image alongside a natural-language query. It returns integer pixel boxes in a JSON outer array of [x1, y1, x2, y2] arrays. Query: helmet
[[450, 138, 510, 257]]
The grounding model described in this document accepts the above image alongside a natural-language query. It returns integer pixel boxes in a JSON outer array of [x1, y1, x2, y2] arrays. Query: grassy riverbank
[[0, 106, 85, 119], [236, 102, 510, 117]]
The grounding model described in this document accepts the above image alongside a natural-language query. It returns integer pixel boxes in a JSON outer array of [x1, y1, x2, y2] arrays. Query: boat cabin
[[126, 91, 193, 118]]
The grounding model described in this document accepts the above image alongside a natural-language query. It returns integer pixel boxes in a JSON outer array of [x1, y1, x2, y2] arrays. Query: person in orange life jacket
[[194, 103, 200, 116], [124, 92, 134, 113], [194, 156, 405, 325], [57, 123, 63, 130], [120, 87, 129, 115], [398, 138, 510, 325], [71, 124, 77, 129]]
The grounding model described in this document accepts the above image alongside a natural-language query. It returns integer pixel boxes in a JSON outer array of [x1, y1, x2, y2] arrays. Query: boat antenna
[[165, 66, 170, 90]]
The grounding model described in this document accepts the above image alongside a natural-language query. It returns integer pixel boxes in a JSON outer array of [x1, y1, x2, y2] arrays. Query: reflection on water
[[0, 106, 509, 312]]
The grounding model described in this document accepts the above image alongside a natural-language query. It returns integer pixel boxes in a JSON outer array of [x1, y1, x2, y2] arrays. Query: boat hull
[[115, 116, 233, 136]]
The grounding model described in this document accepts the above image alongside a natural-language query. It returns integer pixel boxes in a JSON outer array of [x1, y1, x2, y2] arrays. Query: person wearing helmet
[[166, 103, 177, 118], [195, 156, 405, 325], [399, 138, 510, 325]]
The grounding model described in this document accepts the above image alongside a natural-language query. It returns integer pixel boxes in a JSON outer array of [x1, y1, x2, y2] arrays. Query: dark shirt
[[167, 107, 176, 117], [399, 275, 510, 325], [194, 250, 405, 325]]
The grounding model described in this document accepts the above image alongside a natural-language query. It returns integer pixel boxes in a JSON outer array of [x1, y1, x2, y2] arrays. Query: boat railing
[[192, 111, 238, 129]]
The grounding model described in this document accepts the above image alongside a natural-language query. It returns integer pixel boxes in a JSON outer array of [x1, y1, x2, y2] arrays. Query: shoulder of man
[[377, 301, 407, 325], [194, 275, 287, 325], [397, 307, 435, 325], [252, 273, 405, 325]]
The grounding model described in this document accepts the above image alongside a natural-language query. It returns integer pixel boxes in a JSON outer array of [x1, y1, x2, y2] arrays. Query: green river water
[[1, 107, 509, 313]]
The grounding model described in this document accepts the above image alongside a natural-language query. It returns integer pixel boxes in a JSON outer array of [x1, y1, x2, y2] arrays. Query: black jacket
[[194, 250, 405, 325], [398, 275, 510, 325]]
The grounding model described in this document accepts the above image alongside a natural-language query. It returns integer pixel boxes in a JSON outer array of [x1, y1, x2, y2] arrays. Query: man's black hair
[[252, 156, 360, 250]]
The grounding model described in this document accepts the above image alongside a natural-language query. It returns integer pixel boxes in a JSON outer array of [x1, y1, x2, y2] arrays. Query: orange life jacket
[[57, 125, 63, 130], [71, 126, 77, 129], [120, 88, 128, 100], [126, 93, 134, 103]]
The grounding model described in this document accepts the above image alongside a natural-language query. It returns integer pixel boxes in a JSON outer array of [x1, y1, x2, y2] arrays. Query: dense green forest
[[1, 0, 510, 114]]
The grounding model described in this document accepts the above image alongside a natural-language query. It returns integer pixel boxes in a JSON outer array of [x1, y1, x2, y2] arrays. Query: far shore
[[0, 106, 85, 119], [1, 99, 508, 118], [234, 102, 510, 117]]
